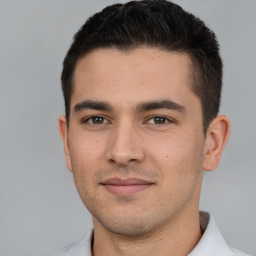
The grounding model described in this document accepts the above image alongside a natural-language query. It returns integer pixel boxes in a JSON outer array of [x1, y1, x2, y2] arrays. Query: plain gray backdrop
[[0, 1, 255, 255]]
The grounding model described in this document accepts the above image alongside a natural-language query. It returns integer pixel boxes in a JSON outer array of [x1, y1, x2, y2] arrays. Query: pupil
[[93, 117, 103, 124], [154, 117, 165, 124]]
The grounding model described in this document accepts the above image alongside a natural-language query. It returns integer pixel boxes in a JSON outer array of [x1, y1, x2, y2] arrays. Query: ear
[[202, 115, 230, 171], [58, 115, 72, 172]]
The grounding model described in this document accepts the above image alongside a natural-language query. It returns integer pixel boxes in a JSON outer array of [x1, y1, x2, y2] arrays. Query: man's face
[[61, 47, 209, 236]]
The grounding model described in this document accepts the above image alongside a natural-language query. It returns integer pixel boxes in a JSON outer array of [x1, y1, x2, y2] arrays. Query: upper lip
[[101, 178, 154, 186]]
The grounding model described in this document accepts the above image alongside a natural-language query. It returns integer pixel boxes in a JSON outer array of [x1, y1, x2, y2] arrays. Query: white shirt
[[47, 211, 251, 256]]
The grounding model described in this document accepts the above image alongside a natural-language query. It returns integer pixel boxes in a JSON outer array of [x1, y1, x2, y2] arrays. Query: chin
[[93, 210, 164, 237], [102, 220, 152, 237]]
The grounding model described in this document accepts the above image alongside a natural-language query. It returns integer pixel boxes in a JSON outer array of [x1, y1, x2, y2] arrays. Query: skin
[[59, 47, 230, 256]]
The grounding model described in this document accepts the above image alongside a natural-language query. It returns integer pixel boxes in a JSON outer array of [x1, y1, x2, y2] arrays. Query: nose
[[106, 121, 145, 166]]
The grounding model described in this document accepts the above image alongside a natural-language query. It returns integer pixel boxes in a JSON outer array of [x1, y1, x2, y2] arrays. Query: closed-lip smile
[[101, 178, 154, 196]]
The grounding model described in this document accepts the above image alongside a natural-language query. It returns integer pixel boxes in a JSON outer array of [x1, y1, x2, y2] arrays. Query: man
[[50, 0, 251, 255]]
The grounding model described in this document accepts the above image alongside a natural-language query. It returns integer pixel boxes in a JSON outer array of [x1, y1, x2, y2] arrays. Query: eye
[[146, 116, 173, 125], [82, 116, 109, 125]]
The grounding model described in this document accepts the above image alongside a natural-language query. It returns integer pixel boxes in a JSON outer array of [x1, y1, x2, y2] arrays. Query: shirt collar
[[188, 211, 233, 256]]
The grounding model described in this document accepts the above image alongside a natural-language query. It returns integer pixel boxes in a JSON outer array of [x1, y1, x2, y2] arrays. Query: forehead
[[72, 47, 196, 110]]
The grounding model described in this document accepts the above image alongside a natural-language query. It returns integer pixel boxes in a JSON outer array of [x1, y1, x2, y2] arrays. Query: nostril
[[109, 159, 116, 164], [109, 157, 139, 166]]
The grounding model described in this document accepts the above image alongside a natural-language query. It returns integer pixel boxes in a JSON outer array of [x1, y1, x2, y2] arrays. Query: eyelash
[[81, 115, 175, 126], [146, 116, 174, 125], [82, 116, 110, 125]]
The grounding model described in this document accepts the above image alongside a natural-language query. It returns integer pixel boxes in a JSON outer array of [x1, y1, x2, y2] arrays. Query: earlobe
[[58, 115, 73, 172], [202, 115, 230, 171]]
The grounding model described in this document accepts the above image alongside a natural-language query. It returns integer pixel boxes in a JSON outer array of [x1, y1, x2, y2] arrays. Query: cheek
[[69, 132, 105, 168], [147, 131, 204, 180], [68, 135, 103, 195], [148, 133, 204, 209], [70, 148, 100, 212]]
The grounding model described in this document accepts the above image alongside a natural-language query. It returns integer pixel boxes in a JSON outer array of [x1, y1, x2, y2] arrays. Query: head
[[59, 0, 230, 238], [61, 0, 223, 133]]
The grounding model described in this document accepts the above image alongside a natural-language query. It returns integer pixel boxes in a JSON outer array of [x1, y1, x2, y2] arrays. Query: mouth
[[101, 178, 154, 196]]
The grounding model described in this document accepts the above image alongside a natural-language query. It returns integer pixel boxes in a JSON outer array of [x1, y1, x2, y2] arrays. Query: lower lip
[[103, 184, 152, 196]]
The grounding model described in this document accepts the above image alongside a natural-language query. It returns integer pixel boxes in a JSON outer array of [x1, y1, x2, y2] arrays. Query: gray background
[[0, 0, 255, 255]]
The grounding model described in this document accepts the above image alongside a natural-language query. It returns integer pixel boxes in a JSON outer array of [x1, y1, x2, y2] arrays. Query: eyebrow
[[73, 100, 113, 113], [134, 100, 186, 113], [73, 99, 186, 114]]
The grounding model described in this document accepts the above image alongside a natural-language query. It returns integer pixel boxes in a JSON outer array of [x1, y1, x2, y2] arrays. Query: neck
[[92, 210, 202, 256]]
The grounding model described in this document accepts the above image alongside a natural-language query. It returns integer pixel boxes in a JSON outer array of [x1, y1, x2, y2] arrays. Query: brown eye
[[154, 117, 167, 124], [91, 116, 105, 124], [82, 116, 108, 125], [146, 116, 174, 125]]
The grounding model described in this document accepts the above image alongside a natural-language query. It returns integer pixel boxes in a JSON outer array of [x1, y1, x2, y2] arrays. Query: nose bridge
[[107, 118, 144, 165]]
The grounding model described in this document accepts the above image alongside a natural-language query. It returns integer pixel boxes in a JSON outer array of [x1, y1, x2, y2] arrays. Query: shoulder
[[230, 247, 253, 256], [45, 240, 85, 256], [45, 229, 93, 256], [190, 211, 253, 256], [45, 242, 81, 256]]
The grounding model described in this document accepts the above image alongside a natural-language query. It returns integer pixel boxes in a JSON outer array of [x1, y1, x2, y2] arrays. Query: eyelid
[[81, 115, 111, 124], [81, 114, 176, 126], [144, 115, 176, 125]]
